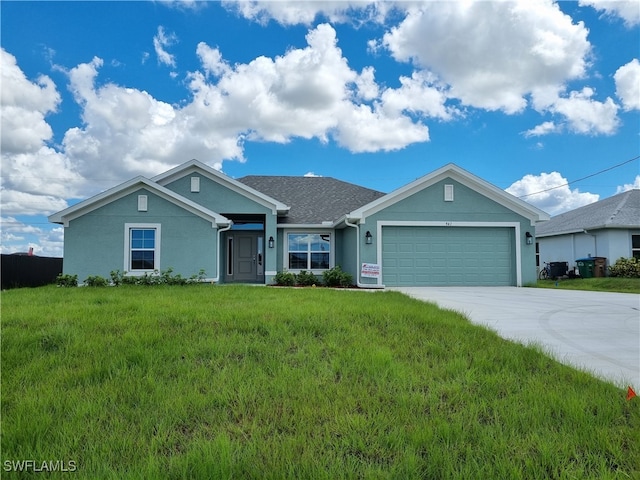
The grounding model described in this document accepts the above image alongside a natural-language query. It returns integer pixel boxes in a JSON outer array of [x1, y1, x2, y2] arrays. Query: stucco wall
[[62, 188, 218, 282], [358, 178, 538, 286], [165, 174, 279, 281]]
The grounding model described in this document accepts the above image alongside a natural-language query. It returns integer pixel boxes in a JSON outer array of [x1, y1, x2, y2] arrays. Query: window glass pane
[[632, 235, 640, 249], [310, 253, 329, 269], [131, 230, 143, 248], [288, 234, 308, 251], [289, 253, 308, 269], [310, 234, 330, 252], [143, 229, 155, 248], [131, 251, 154, 270]]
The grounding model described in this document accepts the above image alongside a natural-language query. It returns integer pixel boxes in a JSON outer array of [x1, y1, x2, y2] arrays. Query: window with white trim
[[125, 224, 161, 273], [633, 234, 640, 259], [287, 233, 331, 270]]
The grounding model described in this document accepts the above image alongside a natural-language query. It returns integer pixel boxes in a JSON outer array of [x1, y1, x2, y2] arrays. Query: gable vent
[[191, 176, 200, 193], [444, 184, 454, 202], [138, 195, 148, 211]]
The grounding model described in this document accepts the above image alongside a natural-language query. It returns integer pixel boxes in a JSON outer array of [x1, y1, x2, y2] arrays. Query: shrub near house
[[609, 257, 640, 278]]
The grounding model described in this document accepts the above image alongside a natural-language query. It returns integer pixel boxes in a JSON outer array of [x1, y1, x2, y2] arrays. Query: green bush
[[273, 271, 296, 286], [608, 257, 640, 278], [295, 270, 318, 287], [322, 265, 353, 287], [109, 268, 208, 286], [84, 275, 109, 287], [56, 274, 78, 287]]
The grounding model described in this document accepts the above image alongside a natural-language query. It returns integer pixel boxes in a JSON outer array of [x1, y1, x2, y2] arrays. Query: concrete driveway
[[389, 287, 639, 389]]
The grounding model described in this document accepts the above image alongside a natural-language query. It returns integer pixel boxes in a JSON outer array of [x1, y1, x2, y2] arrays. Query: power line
[[518, 155, 640, 199]]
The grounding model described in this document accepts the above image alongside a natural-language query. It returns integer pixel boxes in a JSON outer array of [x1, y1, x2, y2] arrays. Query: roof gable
[[153, 159, 289, 215], [536, 189, 640, 237], [238, 176, 385, 225], [348, 163, 549, 223], [48, 176, 230, 227]]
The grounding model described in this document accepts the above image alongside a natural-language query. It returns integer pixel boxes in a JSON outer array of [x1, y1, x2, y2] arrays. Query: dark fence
[[1, 254, 63, 290]]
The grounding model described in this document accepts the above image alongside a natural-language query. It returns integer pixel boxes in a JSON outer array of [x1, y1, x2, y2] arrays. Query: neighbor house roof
[[536, 189, 640, 237], [238, 176, 386, 225]]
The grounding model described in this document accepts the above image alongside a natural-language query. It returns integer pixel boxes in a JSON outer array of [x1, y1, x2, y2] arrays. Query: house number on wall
[[445, 222, 453, 226]]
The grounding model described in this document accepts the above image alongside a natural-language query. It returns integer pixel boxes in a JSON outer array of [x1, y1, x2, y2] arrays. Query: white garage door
[[382, 226, 515, 286]]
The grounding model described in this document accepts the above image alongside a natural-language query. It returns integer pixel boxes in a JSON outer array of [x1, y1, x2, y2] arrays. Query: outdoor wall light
[[525, 232, 533, 245], [365, 231, 373, 245], [268, 236, 274, 248]]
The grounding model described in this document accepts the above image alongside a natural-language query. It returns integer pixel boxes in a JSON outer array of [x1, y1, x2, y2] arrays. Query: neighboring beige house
[[535, 189, 640, 273]]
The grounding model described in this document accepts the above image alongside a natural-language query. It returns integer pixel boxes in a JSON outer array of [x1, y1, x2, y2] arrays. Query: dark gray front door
[[230, 232, 264, 283]]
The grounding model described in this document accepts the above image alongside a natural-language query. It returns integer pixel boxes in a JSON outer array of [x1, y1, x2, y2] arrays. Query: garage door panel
[[382, 226, 514, 286]]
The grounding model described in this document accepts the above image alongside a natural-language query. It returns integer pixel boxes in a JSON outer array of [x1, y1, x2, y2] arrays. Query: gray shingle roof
[[536, 189, 640, 237], [237, 176, 386, 224]]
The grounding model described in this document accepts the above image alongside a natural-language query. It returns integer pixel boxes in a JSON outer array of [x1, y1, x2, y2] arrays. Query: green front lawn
[[536, 277, 640, 293], [2, 285, 638, 479]]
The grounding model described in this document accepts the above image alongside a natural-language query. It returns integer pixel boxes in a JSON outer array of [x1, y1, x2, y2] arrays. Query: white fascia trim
[[376, 220, 523, 287], [48, 176, 230, 228], [152, 159, 290, 215], [348, 164, 550, 224]]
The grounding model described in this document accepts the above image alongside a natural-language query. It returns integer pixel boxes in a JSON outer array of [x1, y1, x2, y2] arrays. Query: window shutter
[[191, 177, 200, 192]]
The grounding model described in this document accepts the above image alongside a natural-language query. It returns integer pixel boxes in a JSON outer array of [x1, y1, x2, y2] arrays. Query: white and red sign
[[361, 263, 380, 279]]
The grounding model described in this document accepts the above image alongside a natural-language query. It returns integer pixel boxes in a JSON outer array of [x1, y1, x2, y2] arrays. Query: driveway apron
[[389, 287, 640, 389]]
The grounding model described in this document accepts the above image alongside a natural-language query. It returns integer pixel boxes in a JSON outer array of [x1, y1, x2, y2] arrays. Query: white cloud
[[1, 49, 60, 153], [546, 87, 619, 135], [616, 175, 640, 193], [221, 0, 393, 26], [1, 48, 85, 217], [158, 0, 204, 10], [379, 70, 455, 120], [523, 121, 559, 138], [614, 59, 640, 111], [506, 171, 599, 215], [196, 42, 230, 77], [382, 0, 591, 114], [187, 23, 429, 152], [303, 172, 322, 177], [153, 26, 177, 67], [579, 0, 640, 26]]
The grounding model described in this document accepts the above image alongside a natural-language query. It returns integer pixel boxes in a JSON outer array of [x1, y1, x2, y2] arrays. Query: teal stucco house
[[49, 160, 549, 287]]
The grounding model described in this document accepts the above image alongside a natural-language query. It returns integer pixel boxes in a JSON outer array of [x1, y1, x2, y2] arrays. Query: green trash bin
[[576, 258, 595, 278]]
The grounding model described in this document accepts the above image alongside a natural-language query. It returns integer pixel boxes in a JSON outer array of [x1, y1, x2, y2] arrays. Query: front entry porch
[[222, 215, 266, 284]]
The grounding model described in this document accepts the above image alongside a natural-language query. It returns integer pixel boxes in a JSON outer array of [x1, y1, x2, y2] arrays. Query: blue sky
[[1, 0, 639, 256]]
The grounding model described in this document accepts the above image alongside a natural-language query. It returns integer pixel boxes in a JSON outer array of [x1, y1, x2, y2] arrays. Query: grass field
[[2, 285, 638, 479], [535, 277, 640, 293]]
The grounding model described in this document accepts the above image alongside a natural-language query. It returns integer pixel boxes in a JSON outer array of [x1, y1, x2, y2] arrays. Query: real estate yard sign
[[361, 263, 380, 279]]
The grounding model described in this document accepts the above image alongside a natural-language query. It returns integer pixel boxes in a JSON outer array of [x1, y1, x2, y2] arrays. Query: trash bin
[[593, 257, 607, 277], [576, 257, 606, 278], [549, 262, 568, 278], [576, 258, 594, 278]]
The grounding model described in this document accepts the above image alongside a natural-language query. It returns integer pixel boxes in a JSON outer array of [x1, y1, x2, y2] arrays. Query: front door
[[228, 232, 264, 283]]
